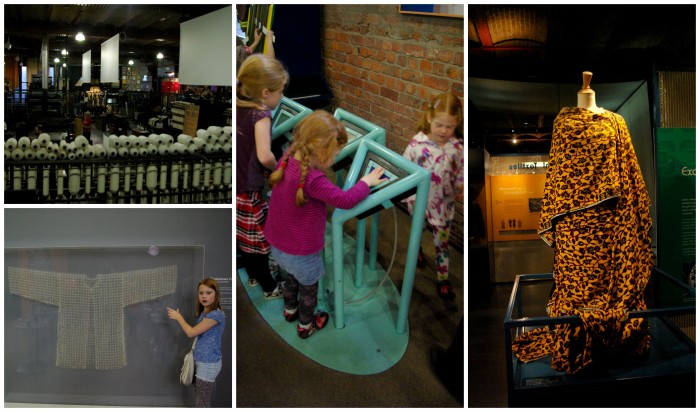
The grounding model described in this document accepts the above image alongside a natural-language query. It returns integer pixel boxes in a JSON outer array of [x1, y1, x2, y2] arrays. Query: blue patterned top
[[193, 309, 225, 363]]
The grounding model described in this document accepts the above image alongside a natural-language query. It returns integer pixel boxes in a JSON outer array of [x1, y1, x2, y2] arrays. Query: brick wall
[[321, 5, 464, 251], [321, 4, 464, 153]]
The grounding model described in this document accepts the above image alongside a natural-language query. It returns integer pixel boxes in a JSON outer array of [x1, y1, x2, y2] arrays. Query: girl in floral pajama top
[[402, 92, 464, 300]]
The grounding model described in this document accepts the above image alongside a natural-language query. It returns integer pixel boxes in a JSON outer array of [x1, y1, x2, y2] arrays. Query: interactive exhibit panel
[[328, 139, 430, 333], [270, 97, 312, 159], [5, 246, 204, 407], [332, 108, 386, 172]]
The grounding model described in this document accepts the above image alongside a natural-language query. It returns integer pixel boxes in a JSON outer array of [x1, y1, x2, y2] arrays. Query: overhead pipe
[[41, 34, 49, 90]]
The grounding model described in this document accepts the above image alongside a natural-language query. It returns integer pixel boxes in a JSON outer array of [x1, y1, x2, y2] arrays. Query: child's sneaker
[[247, 277, 259, 287], [436, 279, 455, 301], [417, 248, 426, 268], [283, 306, 299, 322], [263, 281, 284, 299], [297, 311, 329, 339]]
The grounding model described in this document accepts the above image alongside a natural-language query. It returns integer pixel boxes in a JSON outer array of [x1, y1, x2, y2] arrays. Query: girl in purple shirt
[[236, 54, 288, 299], [264, 110, 387, 338]]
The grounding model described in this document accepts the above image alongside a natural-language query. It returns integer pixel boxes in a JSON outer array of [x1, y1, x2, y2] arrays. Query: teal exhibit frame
[[270, 97, 313, 157], [329, 109, 388, 277], [332, 108, 386, 174], [326, 139, 430, 334]]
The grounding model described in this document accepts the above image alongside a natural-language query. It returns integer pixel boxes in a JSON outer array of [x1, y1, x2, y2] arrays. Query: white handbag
[[180, 338, 197, 385]]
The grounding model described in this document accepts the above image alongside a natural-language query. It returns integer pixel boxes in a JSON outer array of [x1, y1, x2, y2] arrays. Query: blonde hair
[[268, 110, 348, 206], [236, 54, 289, 111], [416, 92, 463, 140]]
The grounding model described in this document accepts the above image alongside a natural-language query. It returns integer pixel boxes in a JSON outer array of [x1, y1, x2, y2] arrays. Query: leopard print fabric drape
[[512, 107, 655, 375]]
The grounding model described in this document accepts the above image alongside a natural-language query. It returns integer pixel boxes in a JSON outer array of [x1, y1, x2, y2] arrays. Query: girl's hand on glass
[[167, 307, 183, 321], [360, 166, 388, 187]]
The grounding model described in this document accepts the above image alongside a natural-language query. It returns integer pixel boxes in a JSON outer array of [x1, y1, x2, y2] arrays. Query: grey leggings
[[283, 273, 319, 325], [195, 378, 215, 407]]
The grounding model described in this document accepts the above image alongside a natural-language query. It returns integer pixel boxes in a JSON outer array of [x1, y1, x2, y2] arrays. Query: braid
[[268, 150, 293, 188], [295, 145, 311, 206]]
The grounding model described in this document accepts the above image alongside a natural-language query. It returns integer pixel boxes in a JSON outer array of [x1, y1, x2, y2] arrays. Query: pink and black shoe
[[297, 311, 329, 339]]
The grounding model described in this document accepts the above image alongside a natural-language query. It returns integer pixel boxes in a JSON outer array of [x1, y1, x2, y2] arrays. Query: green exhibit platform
[[238, 225, 409, 375]]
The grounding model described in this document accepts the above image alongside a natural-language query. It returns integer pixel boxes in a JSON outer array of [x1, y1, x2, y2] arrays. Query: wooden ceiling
[[4, 4, 228, 65]]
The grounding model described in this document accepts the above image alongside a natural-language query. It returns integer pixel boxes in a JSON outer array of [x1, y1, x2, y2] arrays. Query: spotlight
[[61, 49, 68, 55], [76, 32, 85, 41], [128, 60, 134, 65], [54, 57, 60, 63], [156, 52, 164, 59]]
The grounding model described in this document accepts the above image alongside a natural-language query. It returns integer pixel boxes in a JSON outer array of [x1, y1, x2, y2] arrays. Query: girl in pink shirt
[[264, 110, 386, 338]]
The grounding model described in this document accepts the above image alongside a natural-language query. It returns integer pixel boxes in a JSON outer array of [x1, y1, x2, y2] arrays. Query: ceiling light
[[61, 48, 68, 55], [54, 57, 60, 63], [62, 63, 66, 67], [76, 32, 85, 41], [156, 52, 163, 59], [128, 60, 134, 65]]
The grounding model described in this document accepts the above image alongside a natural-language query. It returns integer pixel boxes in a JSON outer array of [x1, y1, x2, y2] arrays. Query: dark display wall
[[4, 208, 232, 407]]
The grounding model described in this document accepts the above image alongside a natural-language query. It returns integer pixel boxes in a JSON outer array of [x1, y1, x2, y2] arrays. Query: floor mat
[[238, 227, 409, 375]]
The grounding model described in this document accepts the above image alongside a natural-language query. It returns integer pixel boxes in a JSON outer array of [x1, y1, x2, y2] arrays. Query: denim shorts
[[195, 360, 222, 382], [270, 246, 325, 286]]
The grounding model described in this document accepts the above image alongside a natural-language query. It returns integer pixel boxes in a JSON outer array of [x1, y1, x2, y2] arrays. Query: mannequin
[[577, 71, 605, 114], [512, 69, 654, 375]]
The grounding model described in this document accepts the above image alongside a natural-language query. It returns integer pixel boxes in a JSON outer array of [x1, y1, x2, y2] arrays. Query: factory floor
[[236, 208, 465, 407]]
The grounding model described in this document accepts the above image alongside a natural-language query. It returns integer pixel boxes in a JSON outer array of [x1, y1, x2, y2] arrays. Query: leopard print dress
[[511, 107, 655, 375]]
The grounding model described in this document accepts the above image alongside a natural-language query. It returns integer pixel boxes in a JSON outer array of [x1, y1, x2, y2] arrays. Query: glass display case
[[504, 267, 695, 407], [4, 246, 204, 407]]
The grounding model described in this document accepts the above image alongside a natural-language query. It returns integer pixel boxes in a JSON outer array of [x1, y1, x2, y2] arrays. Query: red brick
[[349, 34, 364, 46], [446, 66, 463, 81], [420, 60, 432, 73], [424, 75, 449, 92], [364, 80, 380, 95], [401, 69, 423, 83], [380, 86, 398, 101]]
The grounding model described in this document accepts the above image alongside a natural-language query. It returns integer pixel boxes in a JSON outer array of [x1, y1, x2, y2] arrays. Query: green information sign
[[656, 128, 695, 305]]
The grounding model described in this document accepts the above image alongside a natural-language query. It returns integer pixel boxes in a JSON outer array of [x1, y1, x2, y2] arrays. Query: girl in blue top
[[168, 278, 226, 407]]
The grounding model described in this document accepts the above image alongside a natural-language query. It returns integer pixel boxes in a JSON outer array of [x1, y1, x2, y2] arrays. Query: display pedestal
[[237, 224, 409, 375], [504, 270, 696, 407]]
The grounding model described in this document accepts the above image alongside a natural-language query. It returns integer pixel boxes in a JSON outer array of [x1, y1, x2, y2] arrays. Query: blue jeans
[[270, 246, 325, 286], [195, 360, 221, 382]]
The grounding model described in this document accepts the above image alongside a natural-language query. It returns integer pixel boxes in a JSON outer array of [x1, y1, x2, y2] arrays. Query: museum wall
[[4, 208, 233, 407]]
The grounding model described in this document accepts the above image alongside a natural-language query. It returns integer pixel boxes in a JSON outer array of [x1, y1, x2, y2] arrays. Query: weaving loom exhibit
[[4, 5, 233, 204]]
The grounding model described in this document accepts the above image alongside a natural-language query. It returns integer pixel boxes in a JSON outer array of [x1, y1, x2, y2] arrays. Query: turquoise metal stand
[[328, 139, 430, 334], [271, 96, 313, 142], [331, 109, 387, 274], [332, 108, 386, 167]]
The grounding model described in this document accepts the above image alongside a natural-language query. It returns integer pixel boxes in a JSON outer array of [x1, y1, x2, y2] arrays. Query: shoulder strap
[[191, 337, 198, 350]]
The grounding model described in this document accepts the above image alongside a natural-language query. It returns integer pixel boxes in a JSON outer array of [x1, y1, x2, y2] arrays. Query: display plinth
[[237, 224, 408, 375], [504, 269, 696, 407], [329, 139, 430, 333]]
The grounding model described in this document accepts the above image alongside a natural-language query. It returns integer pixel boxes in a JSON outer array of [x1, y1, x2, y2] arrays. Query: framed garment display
[[4, 245, 204, 407]]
